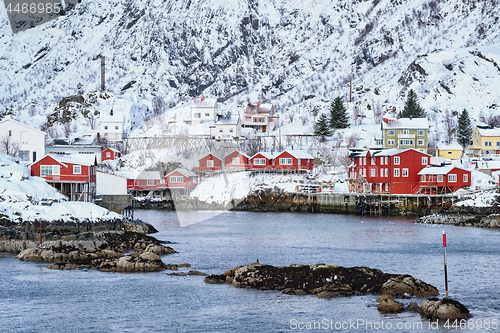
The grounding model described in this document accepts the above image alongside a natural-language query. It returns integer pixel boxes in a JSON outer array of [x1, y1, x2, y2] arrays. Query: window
[[387, 140, 395, 145], [402, 168, 408, 177], [417, 130, 424, 136], [400, 139, 413, 145], [417, 140, 425, 146], [363, 158, 366, 165], [170, 176, 183, 183], [448, 174, 457, 182], [385, 168, 388, 177], [147, 180, 154, 186], [104, 133, 108, 137], [230, 129, 233, 133], [422, 175, 426, 182], [384, 157, 388, 165], [104, 126, 108, 130], [207, 160, 214, 167], [394, 168, 400, 177], [195, 113, 201, 118], [254, 118, 258, 122], [19, 150, 29, 162], [73, 165, 81, 174], [385, 183, 389, 191], [464, 174, 468, 183], [220, 129, 223, 133], [254, 158, 266, 165], [485, 141, 492, 147], [115, 126, 119, 130], [40, 165, 52, 176], [106, 152, 111, 157], [232, 157, 240, 164], [8, 130, 12, 137], [403, 130, 409, 135], [380, 169, 384, 177], [279, 158, 293, 165], [388, 130, 395, 136], [438, 175, 443, 182], [497, 142, 500, 147], [422, 157, 428, 165], [371, 157, 376, 165], [53, 165, 60, 175], [394, 156, 400, 165], [205, 113, 210, 117], [363, 169, 366, 177]]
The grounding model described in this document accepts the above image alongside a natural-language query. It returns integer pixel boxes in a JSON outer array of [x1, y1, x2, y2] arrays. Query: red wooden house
[[119, 170, 163, 190], [349, 148, 431, 194], [274, 150, 314, 171], [102, 148, 121, 161], [164, 168, 198, 188], [193, 153, 222, 172], [249, 152, 275, 170], [417, 166, 471, 194], [224, 151, 250, 170], [30, 154, 96, 202]]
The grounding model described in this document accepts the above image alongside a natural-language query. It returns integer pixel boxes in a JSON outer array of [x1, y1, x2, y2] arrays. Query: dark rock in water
[[204, 274, 226, 284], [420, 298, 472, 320], [205, 263, 439, 300], [378, 297, 405, 313], [187, 270, 208, 276], [168, 272, 188, 276], [407, 302, 420, 312], [178, 263, 191, 268]]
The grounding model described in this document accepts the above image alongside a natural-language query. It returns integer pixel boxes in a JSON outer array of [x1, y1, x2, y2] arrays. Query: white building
[[96, 171, 127, 195], [99, 109, 124, 141], [0, 118, 45, 163], [190, 96, 218, 123], [209, 115, 241, 139]]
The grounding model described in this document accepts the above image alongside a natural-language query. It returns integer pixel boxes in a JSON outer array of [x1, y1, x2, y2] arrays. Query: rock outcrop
[[419, 213, 500, 228], [205, 263, 439, 299], [420, 298, 472, 320]]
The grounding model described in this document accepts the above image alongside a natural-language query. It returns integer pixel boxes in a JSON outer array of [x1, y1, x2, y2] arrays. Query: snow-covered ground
[[0, 153, 120, 223]]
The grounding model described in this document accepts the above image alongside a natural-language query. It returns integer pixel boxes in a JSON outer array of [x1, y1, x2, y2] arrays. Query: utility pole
[[101, 56, 105, 91], [349, 76, 352, 103]]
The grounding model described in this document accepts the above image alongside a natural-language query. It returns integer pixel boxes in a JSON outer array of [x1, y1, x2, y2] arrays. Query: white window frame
[[394, 156, 400, 165], [371, 157, 376, 165], [363, 158, 366, 165], [417, 130, 424, 136], [279, 158, 293, 165], [380, 169, 384, 177], [53, 165, 60, 175], [438, 175, 443, 182], [402, 168, 408, 177], [371, 169, 376, 177], [403, 130, 409, 135], [254, 158, 266, 165], [73, 165, 81, 174], [422, 157, 428, 165], [147, 179, 154, 186], [385, 168, 388, 177], [388, 130, 395, 136], [170, 176, 183, 183], [417, 139, 425, 146], [394, 168, 400, 177], [463, 174, 468, 183], [206, 160, 214, 167], [195, 113, 201, 118], [232, 157, 240, 164], [387, 139, 395, 145], [385, 183, 389, 191], [448, 174, 457, 182], [485, 141, 492, 147], [422, 175, 426, 182], [40, 165, 53, 176], [106, 152, 111, 157]]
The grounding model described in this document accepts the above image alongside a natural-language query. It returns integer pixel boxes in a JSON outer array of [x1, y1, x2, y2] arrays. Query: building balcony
[[397, 133, 415, 139]]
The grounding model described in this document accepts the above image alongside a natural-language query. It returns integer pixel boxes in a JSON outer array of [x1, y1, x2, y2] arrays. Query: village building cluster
[[1, 104, 500, 204]]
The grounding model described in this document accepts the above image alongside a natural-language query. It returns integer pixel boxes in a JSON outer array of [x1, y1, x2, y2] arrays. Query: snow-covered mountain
[[1, 0, 500, 141]]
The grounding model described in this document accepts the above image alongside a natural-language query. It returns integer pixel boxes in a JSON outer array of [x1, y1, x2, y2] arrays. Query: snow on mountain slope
[[1, 0, 500, 142]]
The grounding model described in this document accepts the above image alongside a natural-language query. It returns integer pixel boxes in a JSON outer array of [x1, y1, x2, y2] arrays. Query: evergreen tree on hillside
[[399, 89, 426, 118], [329, 96, 349, 129], [314, 114, 332, 138], [457, 109, 473, 151]]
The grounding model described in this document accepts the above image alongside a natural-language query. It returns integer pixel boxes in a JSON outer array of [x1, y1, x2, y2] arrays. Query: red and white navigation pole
[[443, 231, 448, 299]]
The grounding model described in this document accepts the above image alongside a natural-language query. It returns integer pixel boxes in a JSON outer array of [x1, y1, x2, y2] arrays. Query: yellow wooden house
[[469, 126, 500, 156], [437, 145, 463, 160]]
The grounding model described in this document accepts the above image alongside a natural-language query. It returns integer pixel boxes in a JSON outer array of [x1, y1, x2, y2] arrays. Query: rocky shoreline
[[205, 263, 471, 320], [418, 213, 500, 228]]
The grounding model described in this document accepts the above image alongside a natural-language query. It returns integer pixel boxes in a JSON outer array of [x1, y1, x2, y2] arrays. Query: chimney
[[201, 96, 205, 101], [257, 101, 261, 107]]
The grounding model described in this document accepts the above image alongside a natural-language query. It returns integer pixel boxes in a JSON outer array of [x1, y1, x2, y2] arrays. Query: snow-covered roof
[[372, 148, 411, 157], [245, 102, 274, 115], [418, 165, 468, 175], [103, 147, 120, 153], [167, 168, 197, 178], [250, 151, 277, 160], [438, 144, 463, 150], [224, 150, 249, 159], [47, 153, 96, 166], [212, 115, 240, 125], [190, 97, 217, 108], [72, 136, 97, 145], [0, 118, 45, 135], [382, 117, 428, 129], [280, 150, 314, 159], [477, 126, 500, 137], [100, 110, 124, 122], [117, 170, 161, 180]]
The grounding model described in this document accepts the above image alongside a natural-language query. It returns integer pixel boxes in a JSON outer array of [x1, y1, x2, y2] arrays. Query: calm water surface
[[1, 210, 499, 332]]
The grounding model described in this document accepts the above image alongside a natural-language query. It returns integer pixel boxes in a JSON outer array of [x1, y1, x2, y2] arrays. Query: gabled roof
[[49, 153, 97, 166], [166, 168, 197, 178], [279, 150, 314, 159], [250, 151, 276, 160], [476, 126, 500, 137], [117, 170, 161, 180], [437, 144, 463, 150], [103, 147, 120, 153], [244, 102, 274, 115], [224, 150, 249, 159], [382, 117, 428, 130], [213, 115, 240, 125], [200, 153, 222, 161], [190, 97, 217, 108], [100, 110, 124, 123], [0, 118, 45, 135], [418, 165, 468, 175]]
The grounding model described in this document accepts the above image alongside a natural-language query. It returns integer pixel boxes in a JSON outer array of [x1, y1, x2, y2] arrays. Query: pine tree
[[399, 89, 426, 118], [314, 114, 332, 137], [457, 109, 473, 151], [329, 96, 349, 129]]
